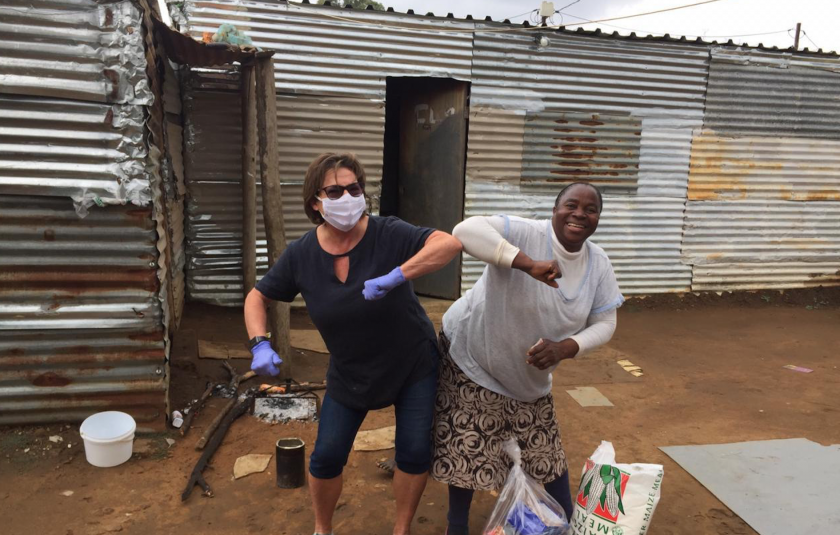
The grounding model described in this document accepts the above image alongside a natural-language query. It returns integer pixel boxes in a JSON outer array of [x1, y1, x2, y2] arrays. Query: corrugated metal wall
[[0, 0, 152, 105], [184, 0, 474, 98], [0, 0, 153, 207], [470, 30, 709, 113], [462, 181, 691, 294], [0, 195, 166, 429], [183, 85, 329, 306], [465, 30, 708, 293], [179, 2, 840, 299], [684, 47, 840, 291], [0, 0, 170, 428]]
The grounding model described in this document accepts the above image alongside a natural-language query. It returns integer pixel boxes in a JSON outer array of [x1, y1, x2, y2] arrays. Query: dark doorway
[[381, 77, 470, 299]]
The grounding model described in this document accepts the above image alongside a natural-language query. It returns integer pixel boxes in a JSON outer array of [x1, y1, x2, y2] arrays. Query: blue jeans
[[309, 371, 437, 479]]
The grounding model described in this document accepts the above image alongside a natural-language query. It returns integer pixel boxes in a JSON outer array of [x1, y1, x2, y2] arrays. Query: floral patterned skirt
[[430, 332, 568, 490]]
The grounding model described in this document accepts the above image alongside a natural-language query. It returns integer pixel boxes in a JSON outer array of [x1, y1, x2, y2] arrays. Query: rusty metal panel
[[521, 111, 642, 193], [688, 132, 840, 201], [466, 107, 701, 202], [0, 195, 166, 430], [692, 263, 840, 291], [0, 93, 152, 208], [682, 200, 840, 268], [462, 181, 690, 295], [0, 0, 152, 105], [471, 30, 709, 114], [183, 0, 474, 99], [705, 48, 840, 139]]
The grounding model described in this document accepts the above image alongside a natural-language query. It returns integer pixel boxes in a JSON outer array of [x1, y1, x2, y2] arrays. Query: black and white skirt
[[430, 333, 568, 490]]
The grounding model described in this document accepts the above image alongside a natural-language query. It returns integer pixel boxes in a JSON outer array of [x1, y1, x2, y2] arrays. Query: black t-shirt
[[255, 216, 440, 410]]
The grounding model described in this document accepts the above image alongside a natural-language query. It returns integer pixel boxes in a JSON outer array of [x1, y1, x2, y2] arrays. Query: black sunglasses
[[319, 182, 364, 200]]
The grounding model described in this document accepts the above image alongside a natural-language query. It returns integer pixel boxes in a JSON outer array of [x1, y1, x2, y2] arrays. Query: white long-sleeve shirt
[[451, 215, 617, 355], [443, 215, 624, 401]]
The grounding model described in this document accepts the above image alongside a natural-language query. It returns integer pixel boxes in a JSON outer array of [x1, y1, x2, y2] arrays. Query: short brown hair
[[302, 153, 367, 225]]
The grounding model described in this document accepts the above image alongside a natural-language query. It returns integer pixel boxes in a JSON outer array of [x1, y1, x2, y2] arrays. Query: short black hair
[[554, 182, 603, 213]]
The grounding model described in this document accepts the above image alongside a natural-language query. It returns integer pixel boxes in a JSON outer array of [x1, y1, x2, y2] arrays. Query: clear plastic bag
[[483, 439, 571, 535]]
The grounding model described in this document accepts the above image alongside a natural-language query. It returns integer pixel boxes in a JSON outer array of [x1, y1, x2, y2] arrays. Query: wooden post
[[241, 63, 258, 297], [794, 22, 801, 50], [255, 54, 292, 380]]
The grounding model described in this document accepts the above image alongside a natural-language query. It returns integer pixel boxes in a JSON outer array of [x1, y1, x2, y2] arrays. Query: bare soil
[[1, 288, 839, 535]]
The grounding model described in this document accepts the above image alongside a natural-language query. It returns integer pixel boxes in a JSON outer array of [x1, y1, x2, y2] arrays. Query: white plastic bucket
[[79, 411, 136, 467]]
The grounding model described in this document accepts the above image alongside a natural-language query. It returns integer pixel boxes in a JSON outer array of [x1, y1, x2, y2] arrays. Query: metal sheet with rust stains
[[682, 200, 840, 268], [462, 181, 691, 294], [0, 195, 166, 429], [183, 0, 474, 99], [521, 111, 642, 194], [0, 0, 152, 105], [688, 133, 840, 202]]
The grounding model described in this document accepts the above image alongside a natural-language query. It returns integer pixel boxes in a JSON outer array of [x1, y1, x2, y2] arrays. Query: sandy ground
[[1, 288, 839, 535]]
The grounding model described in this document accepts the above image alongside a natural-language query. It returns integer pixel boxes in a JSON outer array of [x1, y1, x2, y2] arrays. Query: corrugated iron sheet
[[682, 200, 840, 266], [466, 108, 700, 197], [704, 48, 840, 139], [462, 181, 690, 294], [470, 30, 709, 113], [0, 0, 152, 105], [0, 93, 152, 208], [688, 132, 840, 201], [276, 94, 384, 192], [183, 0, 474, 99], [521, 111, 642, 193], [692, 263, 840, 291], [183, 87, 338, 306], [0, 195, 166, 429]]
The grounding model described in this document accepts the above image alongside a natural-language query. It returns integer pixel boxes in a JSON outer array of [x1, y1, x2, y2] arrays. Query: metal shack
[[2, 0, 838, 428], [0, 0, 269, 429], [179, 0, 840, 305]]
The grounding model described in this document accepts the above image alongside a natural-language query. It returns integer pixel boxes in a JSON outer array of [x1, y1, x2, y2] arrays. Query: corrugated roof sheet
[[0, 195, 166, 429], [0, 0, 152, 105]]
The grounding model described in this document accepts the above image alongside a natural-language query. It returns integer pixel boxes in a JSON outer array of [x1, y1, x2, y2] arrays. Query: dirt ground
[[1, 287, 839, 535]]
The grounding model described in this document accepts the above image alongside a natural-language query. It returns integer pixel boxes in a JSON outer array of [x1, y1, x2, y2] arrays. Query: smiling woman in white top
[[430, 183, 624, 535]]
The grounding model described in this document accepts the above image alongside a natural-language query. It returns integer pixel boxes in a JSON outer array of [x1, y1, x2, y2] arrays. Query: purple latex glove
[[363, 266, 406, 301], [250, 341, 283, 376]]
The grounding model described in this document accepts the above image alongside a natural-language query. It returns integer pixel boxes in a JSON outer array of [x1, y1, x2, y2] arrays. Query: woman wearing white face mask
[[244, 153, 462, 535]]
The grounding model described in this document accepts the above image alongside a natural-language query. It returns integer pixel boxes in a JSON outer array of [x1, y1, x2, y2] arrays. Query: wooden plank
[[255, 55, 292, 379], [241, 63, 258, 296], [198, 340, 252, 360]]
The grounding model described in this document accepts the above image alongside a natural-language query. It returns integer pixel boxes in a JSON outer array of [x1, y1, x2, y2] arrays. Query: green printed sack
[[570, 441, 663, 535]]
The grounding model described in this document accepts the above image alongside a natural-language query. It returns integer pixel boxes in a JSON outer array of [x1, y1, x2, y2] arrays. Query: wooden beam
[[255, 56, 292, 380], [241, 63, 258, 297]]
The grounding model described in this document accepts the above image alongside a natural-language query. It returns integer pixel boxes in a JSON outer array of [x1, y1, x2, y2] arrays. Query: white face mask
[[319, 193, 366, 232]]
